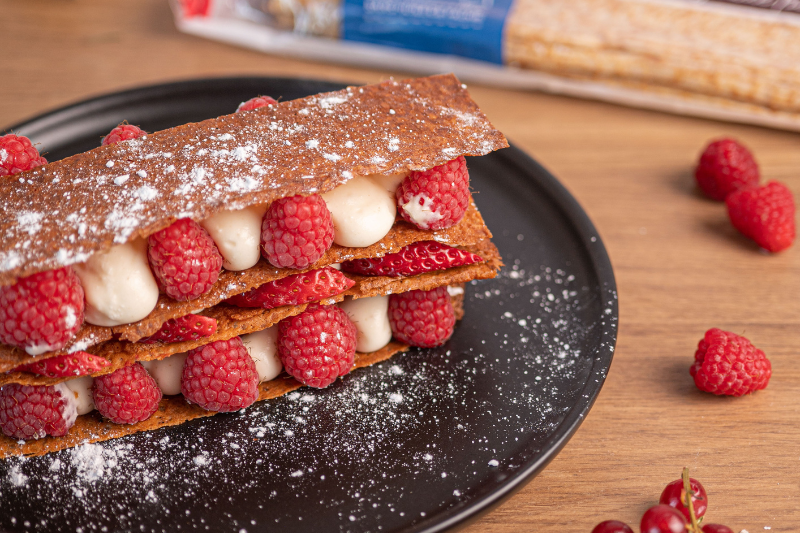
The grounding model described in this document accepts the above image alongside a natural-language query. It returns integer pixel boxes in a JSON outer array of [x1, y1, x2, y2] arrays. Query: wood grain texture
[[2, 1, 800, 530]]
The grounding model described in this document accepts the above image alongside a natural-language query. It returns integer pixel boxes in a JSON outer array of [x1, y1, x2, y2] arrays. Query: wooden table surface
[[3, 1, 800, 531]]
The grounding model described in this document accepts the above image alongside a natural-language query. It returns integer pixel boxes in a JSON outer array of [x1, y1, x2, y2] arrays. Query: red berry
[[178, 0, 211, 17], [691, 328, 771, 396], [92, 363, 162, 424], [261, 194, 334, 269], [140, 314, 217, 344], [341, 241, 483, 277], [278, 304, 357, 388], [591, 520, 634, 533], [0, 267, 85, 355], [388, 286, 455, 348], [702, 525, 734, 533], [237, 96, 278, 112], [396, 156, 470, 230], [726, 181, 795, 252], [0, 134, 47, 178], [695, 138, 759, 201], [0, 383, 76, 439], [14, 351, 111, 378], [659, 477, 708, 521], [640, 504, 687, 533], [181, 337, 259, 412], [101, 124, 147, 146], [148, 218, 224, 301], [226, 267, 354, 309]]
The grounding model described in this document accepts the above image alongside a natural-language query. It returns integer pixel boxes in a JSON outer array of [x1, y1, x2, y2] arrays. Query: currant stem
[[682, 467, 702, 533]]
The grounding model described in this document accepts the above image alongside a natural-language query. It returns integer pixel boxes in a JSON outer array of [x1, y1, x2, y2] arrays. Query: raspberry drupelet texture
[[695, 138, 759, 201], [726, 181, 795, 252], [226, 267, 354, 309], [181, 337, 259, 412], [92, 363, 162, 424], [341, 241, 483, 277], [101, 124, 147, 146], [15, 351, 111, 378], [237, 95, 278, 112], [0, 384, 76, 439], [0, 267, 85, 355], [396, 156, 470, 230], [148, 218, 224, 301], [691, 328, 771, 396], [278, 304, 357, 388], [0, 134, 47, 178], [261, 194, 335, 269], [388, 286, 455, 348]]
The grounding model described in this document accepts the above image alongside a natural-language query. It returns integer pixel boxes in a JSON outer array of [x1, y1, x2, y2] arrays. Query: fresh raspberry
[[388, 287, 455, 348], [690, 328, 771, 396], [92, 363, 162, 424], [695, 138, 759, 201], [14, 351, 111, 378], [140, 314, 217, 344], [726, 181, 795, 252], [0, 383, 76, 439], [237, 96, 278, 112], [0, 134, 47, 178], [261, 194, 334, 269], [0, 267, 85, 355], [396, 156, 470, 230], [178, 0, 211, 17], [226, 267, 354, 309], [148, 218, 224, 301], [341, 241, 483, 277], [181, 337, 259, 412], [101, 124, 147, 146], [278, 304, 357, 388]]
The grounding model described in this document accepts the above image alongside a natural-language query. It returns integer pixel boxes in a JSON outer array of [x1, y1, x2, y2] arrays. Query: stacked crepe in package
[[0, 74, 506, 458]]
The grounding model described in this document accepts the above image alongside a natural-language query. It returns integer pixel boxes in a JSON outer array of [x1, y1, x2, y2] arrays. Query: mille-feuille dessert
[[0, 74, 506, 458]]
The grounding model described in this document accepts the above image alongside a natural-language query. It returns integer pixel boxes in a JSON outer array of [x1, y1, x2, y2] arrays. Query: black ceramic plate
[[0, 77, 617, 533]]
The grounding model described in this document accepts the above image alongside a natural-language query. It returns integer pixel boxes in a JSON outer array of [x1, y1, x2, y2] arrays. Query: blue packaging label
[[342, 0, 514, 65]]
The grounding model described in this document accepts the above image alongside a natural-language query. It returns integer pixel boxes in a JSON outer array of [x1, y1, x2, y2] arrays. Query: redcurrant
[[702, 525, 734, 533], [640, 504, 687, 533], [591, 520, 633, 533], [660, 477, 708, 521]]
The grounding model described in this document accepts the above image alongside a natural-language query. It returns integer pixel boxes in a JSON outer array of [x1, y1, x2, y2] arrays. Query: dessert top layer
[[0, 74, 508, 286]]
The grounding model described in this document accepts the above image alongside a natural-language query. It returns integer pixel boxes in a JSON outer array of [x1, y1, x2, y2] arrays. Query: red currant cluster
[[592, 469, 734, 533]]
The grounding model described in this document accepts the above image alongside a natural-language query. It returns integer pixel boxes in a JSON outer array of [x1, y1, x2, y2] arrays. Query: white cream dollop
[[200, 204, 268, 271], [241, 327, 282, 383], [321, 176, 396, 248], [140, 352, 188, 396], [339, 295, 392, 353], [63, 376, 95, 416], [74, 238, 159, 327], [54, 382, 79, 428], [368, 171, 409, 197]]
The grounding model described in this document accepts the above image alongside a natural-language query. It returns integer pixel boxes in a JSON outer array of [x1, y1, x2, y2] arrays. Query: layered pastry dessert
[[0, 74, 506, 458]]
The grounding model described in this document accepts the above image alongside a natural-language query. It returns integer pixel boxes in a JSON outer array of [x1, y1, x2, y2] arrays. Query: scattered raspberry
[[261, 194, 334, 269], [690, 328, 771, 396], [178, 0, 210, 16], [101, 124, 147, 146], [140, 314, 217, 344], [148, 218, 224, 301], [725, 181, 795, 252], [341, 241, 483, 277], [226, 267, 354, 309], [695, 138, 759, 201], [92, 363, 162, 424], [278, 304, 357, 388], [396, 156, 470, 230], [0, 267, 85, 355], [0, 134, 47, 178], [237, 95, 278, 112], [181, 337, 259, 412], [388, 286, 455, 348], [14, 351, 111, 378], [0, 383, 76, 439]]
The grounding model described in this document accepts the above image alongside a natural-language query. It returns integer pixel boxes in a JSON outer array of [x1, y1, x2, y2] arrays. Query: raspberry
[[0, 383, 76, 439], [92, 363, 162, 424], [140, 314, 217, 344], [690, 328, 771, 396], [237, 95, 278, 112], [388, 287, 455, 348], [0, 134, 47, 178], [726, 181, 795, 252], [226, 267, 354, 309], [101, 124, 147, 146], [148, 218, 224, 301], [178, 0, 210, 17], [15, 351, 111, 378], [261, 194, 334, 269], [181, 337, 259, 412], [0, 267, 85, 355], [278, 304, 357, 388], [695, 138, 759, 201], [396, 156, 470, 230], [341, 241, 483, 277]]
